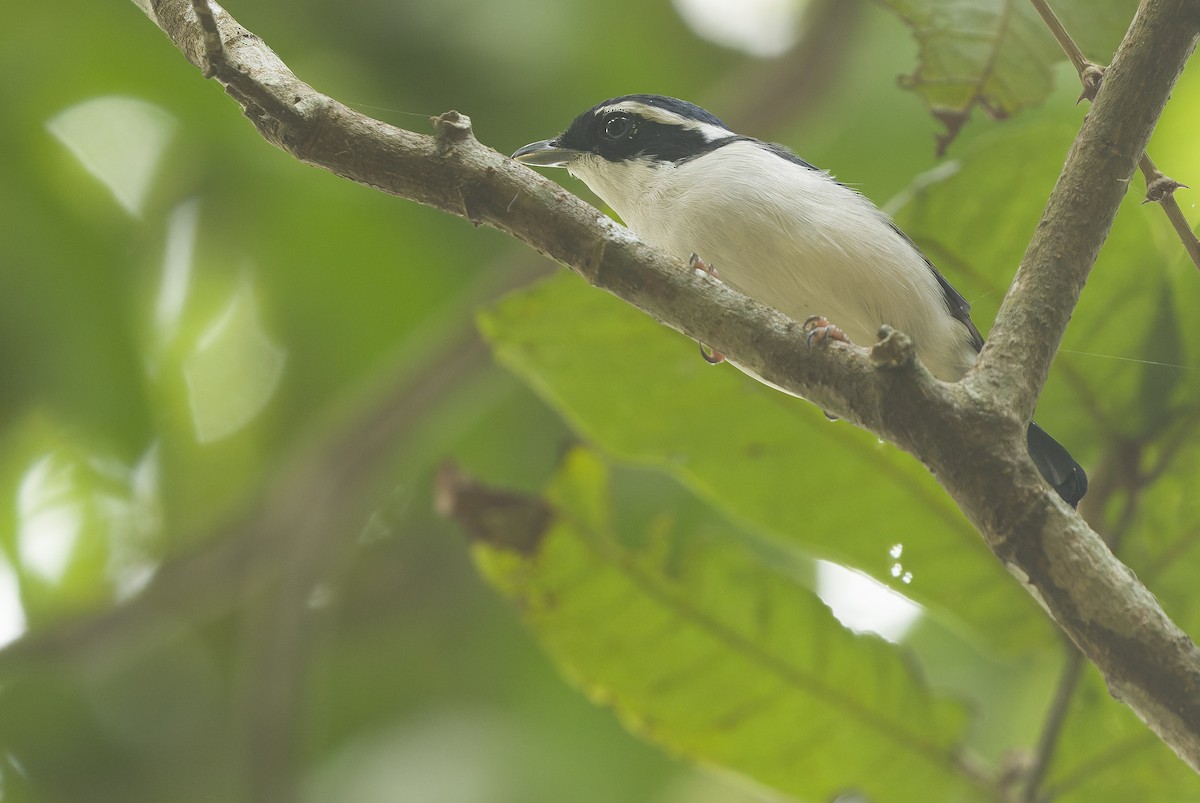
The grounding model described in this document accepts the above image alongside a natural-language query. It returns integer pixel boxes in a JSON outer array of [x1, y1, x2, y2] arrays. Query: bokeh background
[[2, 0, 1199, 801]]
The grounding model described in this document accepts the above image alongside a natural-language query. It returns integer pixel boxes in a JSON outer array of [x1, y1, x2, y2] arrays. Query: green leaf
[[1131, 280, 1185, 435], [454, 448, 979, 802], [480, 274, 1052, 652], [894, 117, 1200, 455], [1042, 666, 1200, 802], [878, 0, 1139, 150], [479, 109, 1200, 667], [896, 116, 1200, 745]]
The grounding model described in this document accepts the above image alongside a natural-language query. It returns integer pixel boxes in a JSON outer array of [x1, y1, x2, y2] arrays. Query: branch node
[[1078, 63, 1105, 104], [432, 111, 474, 152], [870, 325, 917, 371], [1143, 174, 1188, 204]]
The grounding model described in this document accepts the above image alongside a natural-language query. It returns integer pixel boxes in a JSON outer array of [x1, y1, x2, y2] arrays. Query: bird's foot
[[699, 343, 725, 365], [691, 255, 726, 364], [689, 252, 720, 280], [803, 315, 851, 347]]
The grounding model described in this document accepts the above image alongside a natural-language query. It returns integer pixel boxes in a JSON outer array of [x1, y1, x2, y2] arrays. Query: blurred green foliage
[[1, 0, 1198, 801]]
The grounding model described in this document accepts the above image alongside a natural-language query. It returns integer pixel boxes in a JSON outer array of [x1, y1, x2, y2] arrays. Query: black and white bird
[[512, 94, 1086, 506]]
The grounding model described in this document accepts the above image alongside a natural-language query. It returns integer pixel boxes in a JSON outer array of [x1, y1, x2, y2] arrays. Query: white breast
[[569, 141, 978, 382]]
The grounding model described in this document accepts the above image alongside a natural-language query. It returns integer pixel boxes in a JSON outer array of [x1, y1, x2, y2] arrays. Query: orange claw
[[803, 315, 851, 347]]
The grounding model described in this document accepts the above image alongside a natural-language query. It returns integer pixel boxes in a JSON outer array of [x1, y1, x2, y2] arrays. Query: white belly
[[573, 141, 978, 382]]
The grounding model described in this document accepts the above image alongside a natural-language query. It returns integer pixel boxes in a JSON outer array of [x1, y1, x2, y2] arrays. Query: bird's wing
[[885, 221, 985, 352]]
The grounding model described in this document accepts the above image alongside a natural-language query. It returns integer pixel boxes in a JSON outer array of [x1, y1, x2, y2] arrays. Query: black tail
[[1027, 422, 1088, 507]]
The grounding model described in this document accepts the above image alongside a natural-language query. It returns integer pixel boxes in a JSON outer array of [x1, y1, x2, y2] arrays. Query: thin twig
[[1022, 648, 1085, 802], [1030, 0, 1200, 271], [1140, 155, 1200, 266], [1030, 0, 1096, 76]]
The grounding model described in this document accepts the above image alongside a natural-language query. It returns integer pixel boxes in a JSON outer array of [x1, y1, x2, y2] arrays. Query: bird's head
[[512, 95, 738, 212]]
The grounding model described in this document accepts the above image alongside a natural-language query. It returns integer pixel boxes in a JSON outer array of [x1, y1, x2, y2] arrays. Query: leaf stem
[[1029, 0, 1094, 76]]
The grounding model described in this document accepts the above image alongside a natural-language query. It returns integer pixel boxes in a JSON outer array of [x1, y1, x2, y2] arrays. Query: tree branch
[[979, 0, 1199, 421], [1030, 0, 1200, 271], [136, 0, 1200, 770]]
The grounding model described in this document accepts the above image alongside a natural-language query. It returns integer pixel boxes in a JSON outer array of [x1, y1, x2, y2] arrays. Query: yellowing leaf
[[879, 0, 1138, 151], [480, 275, 1052, 652], [444, 449, 980, 802]]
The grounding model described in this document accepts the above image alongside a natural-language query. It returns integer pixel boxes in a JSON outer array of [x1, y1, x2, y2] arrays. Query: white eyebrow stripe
[[598, 100, 732, 142]]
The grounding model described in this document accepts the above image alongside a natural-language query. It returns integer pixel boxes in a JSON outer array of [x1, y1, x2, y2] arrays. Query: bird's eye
[[601, 112, 634, 140]]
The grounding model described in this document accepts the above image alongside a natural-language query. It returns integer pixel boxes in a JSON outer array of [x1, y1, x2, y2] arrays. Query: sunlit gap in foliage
[[183, 274, 288, 443], [155, 200, 200, 346], [7, 446, 163, 647], [46, 96, 178, 218], [148, 198, 288, 443], [816, 559, 922, 643], [671, 0, 803, 58], [0, 560, 25, 648], [17, 455, 83, 587]]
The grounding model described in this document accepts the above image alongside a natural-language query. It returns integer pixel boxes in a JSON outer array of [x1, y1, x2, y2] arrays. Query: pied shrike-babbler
[[512, 94, 1086, 506]]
